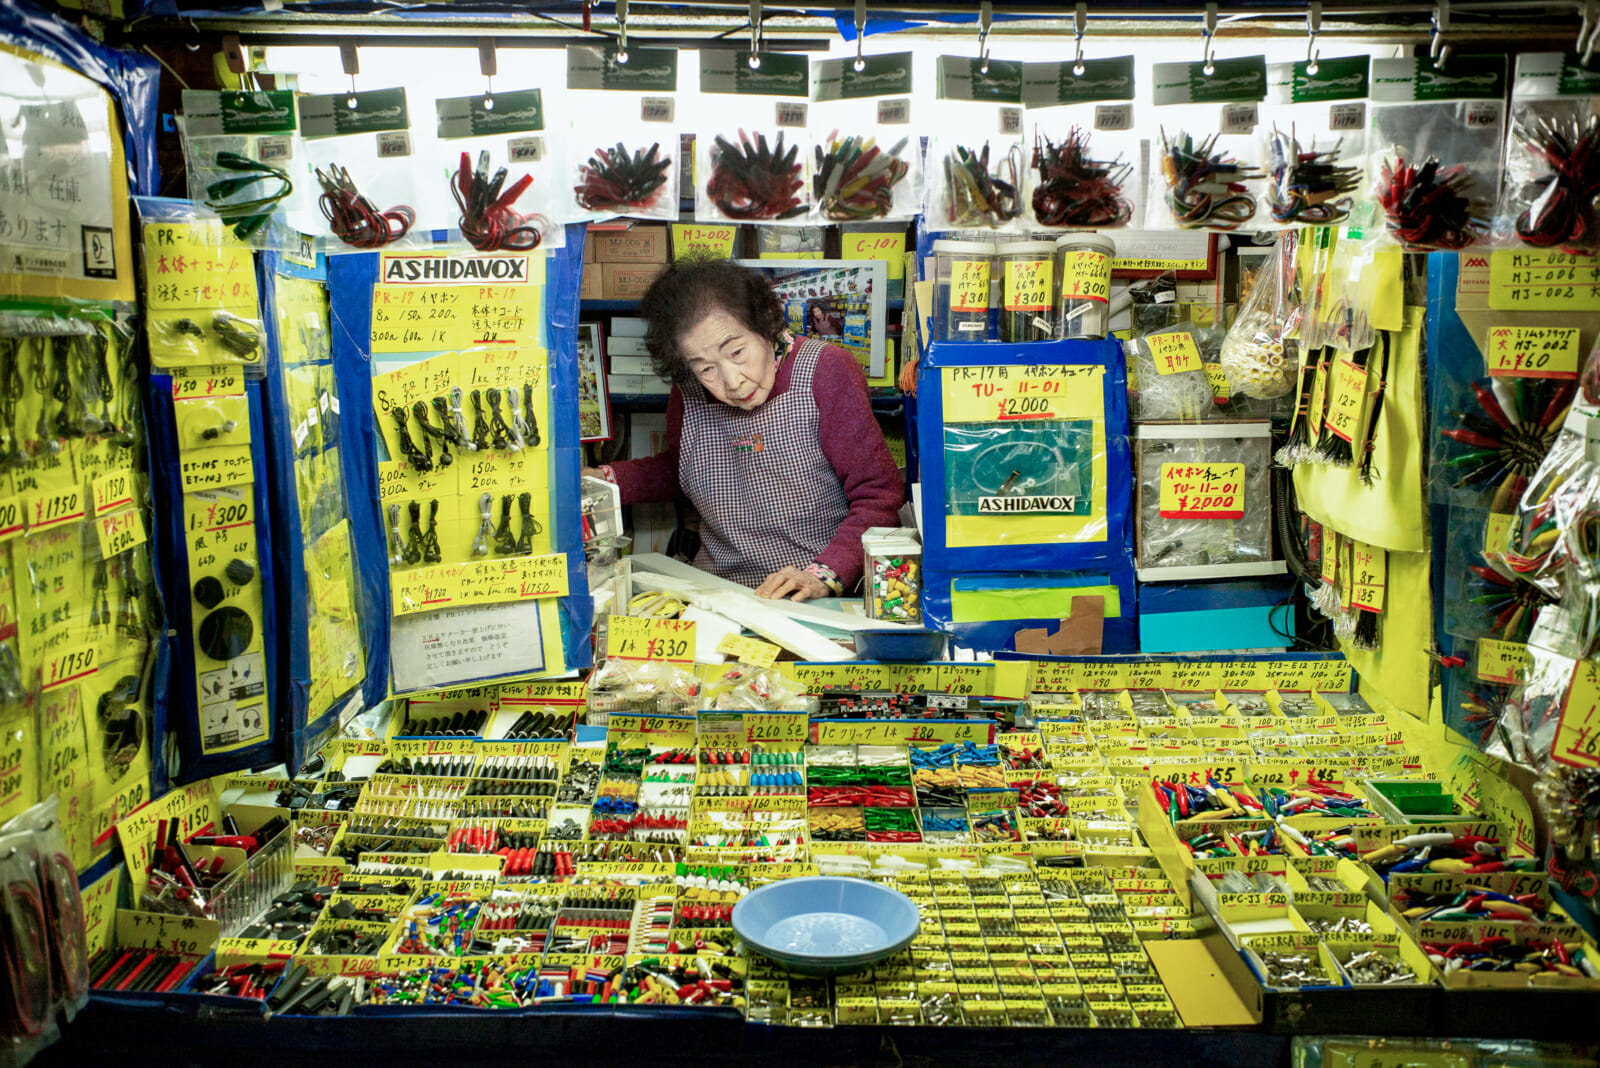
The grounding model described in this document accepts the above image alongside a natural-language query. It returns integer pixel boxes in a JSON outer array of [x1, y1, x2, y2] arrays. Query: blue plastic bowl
[[732, 876, 921, 975], [853, 627, 947, 663]]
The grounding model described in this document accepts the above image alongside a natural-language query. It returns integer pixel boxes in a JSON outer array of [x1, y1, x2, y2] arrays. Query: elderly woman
[[586, 259, 903, 602]]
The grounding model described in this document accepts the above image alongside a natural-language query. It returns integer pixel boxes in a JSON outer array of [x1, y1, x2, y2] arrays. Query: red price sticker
[[1158, 462, 1245, 520], [1147, 333, 1201, 376], [1485, 325, 1580, 379]]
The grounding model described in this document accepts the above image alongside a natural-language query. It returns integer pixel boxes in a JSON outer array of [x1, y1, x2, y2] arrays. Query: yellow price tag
[[1321, 530, 1339, 586], [171, 369, 246, 400], [1158, 462, 1245, 520], [0, 496, 23, 543], [24, 486, 85, 532], [95, 508, 147, 558], [1487, 250, 1600, 311], [1486, 325, 1581, 378], [141, 220, 258, 310], [941, 364, 1103, 424], [1349, 543, 1386, 613], [43, 645, 97, 691], [608, 615, 696, 664], [1552, 658, 1600, 768], [91, 470, 136, 516], [949, 259, 991, 311], [842, 231, 906, 279], [1476, 638, 1532, 685], [1147, 333, 1201, 375], [1324, 356, 1368, 443], [716, 634, 780, 668], [1204, 363, 1231, 402], [1059, 250, 1110, 302], [670, 223, 737, 259], [1003, 258, 1052, 312], [1484, 512, 1513, 556]]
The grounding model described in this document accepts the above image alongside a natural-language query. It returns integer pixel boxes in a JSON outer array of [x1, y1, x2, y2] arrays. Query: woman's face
[[680, 307, 776, 410]]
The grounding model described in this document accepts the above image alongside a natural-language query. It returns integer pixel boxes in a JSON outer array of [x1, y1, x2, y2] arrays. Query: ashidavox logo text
[[383, 255, 529, 283]]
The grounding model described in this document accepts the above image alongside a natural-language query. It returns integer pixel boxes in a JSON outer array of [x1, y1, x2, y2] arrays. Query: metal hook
[[1073, 1, 1087, 76], [1581, 0, 1598, 67], [616, 0, 629, 64], [1305, 1, 1321, 74], [854, 0, 867, 71], [1430, 0, 1451, 71], [978, 0, 992, 75], [479, 38, 497, 106], [749, 0, 763, 66], [1201, 1, 1217, 76]]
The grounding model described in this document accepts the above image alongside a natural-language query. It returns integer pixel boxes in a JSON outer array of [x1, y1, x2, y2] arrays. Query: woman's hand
[[755, 566, 829, 602], [581, 466, 605, 481]]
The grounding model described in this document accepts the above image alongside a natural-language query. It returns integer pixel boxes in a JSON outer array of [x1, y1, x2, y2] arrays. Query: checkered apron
[[679, 337, 850, 587]]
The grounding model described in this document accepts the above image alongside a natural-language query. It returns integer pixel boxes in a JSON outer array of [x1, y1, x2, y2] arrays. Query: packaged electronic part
[[180, 89, 308, 245], [694, 51, 812, 224], [931, 239, 995, 341], [1148, 56, 1268, 232], [925, 56, 1026, 234], [809, 53, 920, 222], [863, 526, 923, 623], [1021, 56, 1140, 231], [565, 44, 681, 222], [1133, 423, 1277, 581], [1368, 54, 1509, 250], [435, 86, 558, 250], [298, 87, 427, 250], [1261, 56, 1370, 229], [139, 203, 265, 371], [1218, 238, 1298, 400], [1497, 52, 1600, 251], [1125, 322, 1216, 423]]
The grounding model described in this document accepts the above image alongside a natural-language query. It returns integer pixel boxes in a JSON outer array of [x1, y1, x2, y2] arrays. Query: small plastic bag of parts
[[1483, 407, 1590, 599], [808, 53, 920, 222], [148, 310, 263, 369], [1487, 629, 1572, 769], [923, 57, 1026, 233], [0, 828, 59, 1056], [1368, 54, 1509, 251], [1495, 52, 1600, 252], [179, 89, 309, 245], [1218, 238, 1298, 400], [436, 85, 559, 251], [5, 798, 90, 1022], [566, 45, 681, 222], [447, 147, 555, 253], [1134, 425, 1273, 578], [706, 664, 806, 711], [298, 88, 426, 250], [693, 52, 813, 224], [1022, 57, 1140, 231], [631, 659, 703, 715], [1125, 322, 1217, 422], [1259, 56, 1370, 230], [1146, 57, 1269, 232]]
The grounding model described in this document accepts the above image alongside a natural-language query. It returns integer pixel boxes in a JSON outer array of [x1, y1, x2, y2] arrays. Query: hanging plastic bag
[[436, 86, 558, 251], [1022, 56, 1140, 231], [925, 56, 1026, 234], [809, 52, 920, 223], [566, 44, 681, 222], [180, 89, 309, 246], [1496, 52, 1600, 251], [299, 87, 429, 250], [1148, 56, 1268, 232], [1261, 56, 1370, 229], [1368, 54, 1509, 251], [1125, 322, 1215, 422], [694, 50, 812, 224], [1219, 237, 1299, 399]]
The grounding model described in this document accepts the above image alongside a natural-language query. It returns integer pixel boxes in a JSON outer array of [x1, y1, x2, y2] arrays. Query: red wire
[[2, 880, 51, 1037], [319, 189, 416, 249], [41, 853, 86, 1002]]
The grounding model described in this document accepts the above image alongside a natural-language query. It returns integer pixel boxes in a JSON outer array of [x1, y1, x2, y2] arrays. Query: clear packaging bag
[[1261, 56, 1370, 229], [1488, 406, 1590, 596], [924, 56, 1026, 233], [137, 201, 267, 373], [180, 89, 308, 246], [1488, 627, 1571, 769], [0, 830, 56, 1059], [1496, 52, 1600, 251], [694, 51, 812, 224], [1021, 56, 1140, 230], [1148, 56, 1268, 232], [298, 88, 427, 250], [1368, 54, 1509, 250], [1134, 424, 1274, 579], [565, 44, 681, 222], [1125, 322, 1217, 422], [809, 53, 920, 222], [1218, 238, 1299, 399], [435, 87, 558, 250]]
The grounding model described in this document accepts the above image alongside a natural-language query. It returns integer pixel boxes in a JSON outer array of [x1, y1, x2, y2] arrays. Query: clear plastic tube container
[[932, 238, 995, 341], [1053, 232, 1116, 340], [997, 240, 1057, 343]]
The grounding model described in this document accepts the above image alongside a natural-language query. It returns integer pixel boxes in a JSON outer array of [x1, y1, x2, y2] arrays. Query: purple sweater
[[609, 341, 904, 589]]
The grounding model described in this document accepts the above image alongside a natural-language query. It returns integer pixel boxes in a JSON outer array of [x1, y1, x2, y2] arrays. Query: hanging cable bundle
[[1030, 128, 1133, 228], [706, 131, 806, 220], [1266, 126, 1360, 226], [204, 151, 292, 240], [316, 164, 415, 248], [1277, 349, 1319, 466], [1158, 129, 1260, 230], [1512, 114, 1600, 249], [1358, 332, 1392, 485], [575, 142, 672, 212], [452, 151, 549, 252], [940, 142, 1023, 227], [813, 133, 910, 221], [1378, 156, 1483, 249]]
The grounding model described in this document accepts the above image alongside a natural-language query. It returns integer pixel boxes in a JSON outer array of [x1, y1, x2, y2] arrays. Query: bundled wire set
[[705, 131, 806, 220], [452, 151, 549, 252], [1378, 157, 1484, 250], [1266, 126, 1360, 226], [1030, 129, 1133, 228], [203, 151, 292, 240], [575, 142, 672, 213], [1158, 129, 1260, 230], [813, 133, 911, 221], [1511, 114, 1600, 249], [1, 801, 89, 1056], [316, 164, 416, 249], [939, 142, 1023, 228]]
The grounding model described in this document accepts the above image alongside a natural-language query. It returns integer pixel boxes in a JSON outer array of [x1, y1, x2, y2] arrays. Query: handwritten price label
[[43, 645, 96, 691], [0, 496, 23, 543], [843, 232, 906, 280], [1147, 333, 1201, 376], [171, 369, 245, 399], [1003, 258, 1052, 312], [1476, 638, 1532, 685], [1552, 659, 1600, 768], [670, 223, 737, 259], [95, 508, 148, 558], [1484, 512, 1513, 556], [1058, 250, 1110, 303], [608, 615, 696, 664], [941, 364, 1102, 424], [949, 259, 991, 311], [1324, 356, 1369, 443], [1158, 462, 1245, 520], [24, 487, 84, 532], [1349, 543, 1387, 613], [91, 471, 135, 515], [1486, 325, 1580, 378], [1204, 364, 1231, 402], [1488, 250, 1600, 311], [716, 633, 780, 668]]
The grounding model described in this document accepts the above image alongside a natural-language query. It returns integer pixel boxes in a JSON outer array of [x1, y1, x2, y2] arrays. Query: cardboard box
[[611, 316, 649, 338], [609, 355, 657, 376], [607, 335, 649, 357], [592, 226, 669, 264], [580, 262, 602, 300], [603, 262, 665, 300]]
